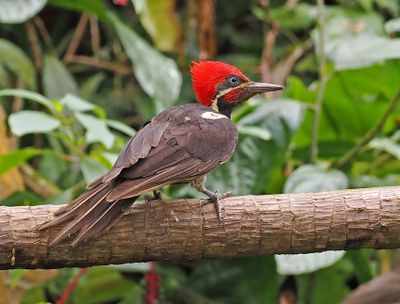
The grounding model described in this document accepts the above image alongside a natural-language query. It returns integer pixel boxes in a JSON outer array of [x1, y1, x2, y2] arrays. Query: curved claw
[[202, 189, 231, 221]]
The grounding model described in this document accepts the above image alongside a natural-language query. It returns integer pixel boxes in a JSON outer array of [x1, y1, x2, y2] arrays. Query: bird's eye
[[228, 76, 240, 86]]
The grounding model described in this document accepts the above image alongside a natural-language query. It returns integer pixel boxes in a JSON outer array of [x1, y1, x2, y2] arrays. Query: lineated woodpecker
[[39, 61, 283, 245]]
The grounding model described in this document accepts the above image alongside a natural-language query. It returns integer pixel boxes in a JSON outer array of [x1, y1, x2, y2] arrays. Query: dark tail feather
[[38, 183, 136, 246], [71, 199, 134, 246], [38, 184, 108, 230]]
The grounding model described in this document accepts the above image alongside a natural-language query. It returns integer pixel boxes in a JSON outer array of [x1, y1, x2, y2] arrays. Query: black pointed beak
[[245, 82, 284, 93]]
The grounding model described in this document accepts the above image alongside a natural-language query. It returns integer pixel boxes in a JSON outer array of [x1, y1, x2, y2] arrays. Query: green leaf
[[106, 119, 136, 137], [0, 89, 53, 110], [137, 0, 181, 52], [385, 18, 400, 34], [0, 148, 44, 175], [318, 9, 400, 70], [207, 99, 304, 196], [109, 12, 182, 111], [188, 257, 278, 303], [293, 61, 400, 150], [80, 73, 105, 100], [0, 0, 46, 23], [43, 55, 79, 100], [311, 261, 352, 304], [346, 250, 374, 284], [80, 156, 107, 184], [332, 36, 400, 70], [1, 190, 42, 206], [48, 0, 108, 21], [75, 113, 115, 148], [131, 0, 146, 13], [0, 39, 35, 88], [276, 251, 346, 275], [284, 164, 348, 193], [46, 187, 75, 205], [237, 125, 271, 141], [60, 94, 95, 112], [72, 266, 135, 304], [8, 111, 60, 136], [268, 3, 316, 30], [369, 134, 400, 159]]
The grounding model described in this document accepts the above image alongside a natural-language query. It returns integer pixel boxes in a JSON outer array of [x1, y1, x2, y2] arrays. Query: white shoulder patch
[[201, 111, 228, 120]]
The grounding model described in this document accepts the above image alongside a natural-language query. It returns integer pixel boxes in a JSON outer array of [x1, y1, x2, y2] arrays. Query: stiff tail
[[38, 183, 136, 246]]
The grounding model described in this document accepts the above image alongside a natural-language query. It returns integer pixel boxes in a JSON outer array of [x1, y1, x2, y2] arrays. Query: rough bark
[[0, 186, 399, 269]]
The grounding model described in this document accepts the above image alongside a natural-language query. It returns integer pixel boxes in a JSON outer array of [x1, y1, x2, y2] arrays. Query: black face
[[216, 75, 245, 93]]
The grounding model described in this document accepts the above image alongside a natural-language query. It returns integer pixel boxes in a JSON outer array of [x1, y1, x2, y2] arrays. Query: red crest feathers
[[190, 61, 249, 106]]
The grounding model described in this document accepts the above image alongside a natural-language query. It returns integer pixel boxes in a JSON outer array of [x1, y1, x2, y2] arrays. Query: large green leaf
[[48, 0, 108, 20], [60, 94, 95, 113], [293, 60, 400, 149], [43, 55, 79, 100], [385, 18, 400, 34], [109, 12, 182, 111], [0, 89, 53, 110], [308, 260, 352, 304], [267, 3, 316, 30], [137, 0, 181, 52], [0, 0, 46, 23], [0, 148, 44, 175], [75, 113, 115, 149], [346, 250, 374, 284], [276, 251, 346, 275], [330, 36, 400, 70], [187, 256, 278, 304], [369, 131, 400, 159], [318, 9, 400, 70], [106, 119, 136, 137], [207, 99, 304, 196], [80, 156, 107, 184], [284, 164, 348, 193], [8, 110, 60, 136], [72, 266, 136, 304], [0, 39, 35, 88]]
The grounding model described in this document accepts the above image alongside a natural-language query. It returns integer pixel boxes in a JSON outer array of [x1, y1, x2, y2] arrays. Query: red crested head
[[190, 61, 283, 109], [190, 61, 249, 106]]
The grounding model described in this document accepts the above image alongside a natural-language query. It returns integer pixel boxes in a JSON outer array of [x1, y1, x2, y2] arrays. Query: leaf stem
[[335, 89, 400, 168], [310, 0, 327, 163]]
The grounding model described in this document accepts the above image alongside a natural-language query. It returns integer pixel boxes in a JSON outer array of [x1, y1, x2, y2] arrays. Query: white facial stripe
[[201, 111, 228, 120], [211, 82, 250, 110]]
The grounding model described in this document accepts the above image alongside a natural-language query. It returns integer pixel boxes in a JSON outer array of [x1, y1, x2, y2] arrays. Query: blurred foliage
[[0, 0, 400, 303]]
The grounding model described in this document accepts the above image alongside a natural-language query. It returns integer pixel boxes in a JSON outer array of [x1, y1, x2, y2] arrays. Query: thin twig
[[25, 21, 42, 70], [90, 16, 101, 55], [33, 17, 53, 49], [310, 0, 327, 163], [63, 14, 89, 62], [56, 268, 88, 304], [335, 90, 400, 168], [20, 164, 61, 198], [261, 21, 278, 83], [66, 55, 132, 75]]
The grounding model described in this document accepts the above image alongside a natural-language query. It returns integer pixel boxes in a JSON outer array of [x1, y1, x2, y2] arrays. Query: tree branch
[[0, 186, 399, 269]]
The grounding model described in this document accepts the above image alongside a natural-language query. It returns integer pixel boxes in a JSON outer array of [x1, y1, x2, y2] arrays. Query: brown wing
[[40, 104, 237, 245], [105, 104, 238, 201]]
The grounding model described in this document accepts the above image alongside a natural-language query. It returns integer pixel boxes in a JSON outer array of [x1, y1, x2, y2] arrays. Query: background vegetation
[[0, 0, 399, 303]]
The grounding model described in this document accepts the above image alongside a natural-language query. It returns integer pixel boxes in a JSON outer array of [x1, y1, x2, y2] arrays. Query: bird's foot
[[144, 190, 162, 203], [202, 189, 231, 222]]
